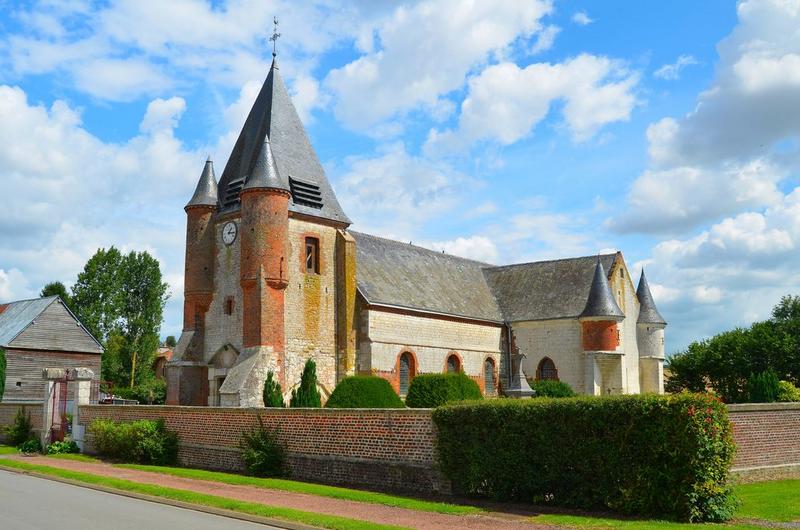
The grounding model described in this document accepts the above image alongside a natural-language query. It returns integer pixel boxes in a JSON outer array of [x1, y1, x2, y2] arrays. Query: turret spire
[[243, 135, 288, 192], [636, 269, 666, 325], [580, 260, 624, 320], [186, 157, 218, 209]]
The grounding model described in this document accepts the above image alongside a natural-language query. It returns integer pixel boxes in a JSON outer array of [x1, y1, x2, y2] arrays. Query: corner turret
[[636, 270, 666, 393]]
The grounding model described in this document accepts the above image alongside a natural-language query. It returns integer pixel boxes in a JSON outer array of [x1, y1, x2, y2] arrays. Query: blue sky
[[1, 0, 798, 354]]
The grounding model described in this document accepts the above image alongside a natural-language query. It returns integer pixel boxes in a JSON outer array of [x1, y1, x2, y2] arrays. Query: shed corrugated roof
[[0, 296, 57, 347]]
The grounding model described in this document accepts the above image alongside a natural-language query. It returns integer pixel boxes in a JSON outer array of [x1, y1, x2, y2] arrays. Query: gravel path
[[5, 455, 562, 530]]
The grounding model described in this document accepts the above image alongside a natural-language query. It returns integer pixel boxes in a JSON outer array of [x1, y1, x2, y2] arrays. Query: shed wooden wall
[[10, 301, 102, 354], [2, 349, 101, 402]]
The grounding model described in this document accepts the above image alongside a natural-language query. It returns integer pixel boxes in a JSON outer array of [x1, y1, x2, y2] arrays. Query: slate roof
[[579, 260, 625, 320], [186, 157, 219, 208], [243, 135, 287, 192], [0, 296, 59, 346], [483, 254, 618, 322], [636, 270, 667, 325], [351, 232, 503, 322], [216, 59, 350, 224]]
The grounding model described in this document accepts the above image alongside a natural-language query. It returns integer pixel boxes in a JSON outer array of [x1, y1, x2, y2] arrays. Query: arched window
[[399, 352, 415, 395], [484, 358, 496, 395], [536, 357, 559, 381], [446, 354, 461, 373]]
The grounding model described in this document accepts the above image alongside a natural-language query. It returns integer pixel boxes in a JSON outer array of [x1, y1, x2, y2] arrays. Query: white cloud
[[325, 0, 553, 131], [572, 11, 594, 25], [0, 85, 208, 333], [529, 24, 561, 55], [611, 0, 800, 234], [418, 236, 499, 263], [653, 54, 698, 80], [426, 54, 638, 151]]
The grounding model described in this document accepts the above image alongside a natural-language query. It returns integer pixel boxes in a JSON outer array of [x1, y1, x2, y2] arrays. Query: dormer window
[[305, 237, 320, 274]]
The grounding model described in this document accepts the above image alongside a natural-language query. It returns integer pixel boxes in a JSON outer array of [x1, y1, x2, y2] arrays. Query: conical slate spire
[[216, 59, 350, 224], [636, 269, 667, 325], [243, 135, 288, 192], [186, 157, 218, 208], [580, 259, 625, 320]]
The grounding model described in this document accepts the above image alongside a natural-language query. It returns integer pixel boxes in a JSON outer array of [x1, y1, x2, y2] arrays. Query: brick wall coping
[[79, 404, 436, 414], [727, 402, 800, 412]]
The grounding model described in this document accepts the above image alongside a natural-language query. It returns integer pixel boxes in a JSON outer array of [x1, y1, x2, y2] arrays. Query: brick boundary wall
[[728, 403, 800, 481], [63, 402, 800, 492], [0, 402, 44, 443], [77, 405, 449, 494]]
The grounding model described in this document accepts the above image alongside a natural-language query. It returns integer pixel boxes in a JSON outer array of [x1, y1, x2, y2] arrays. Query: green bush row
[[405, 372, 483, 408], [89, 418, 178, 465], [529, 379, 576, 398], [326, 376, 404, 408], [432, 393, 737, 522]]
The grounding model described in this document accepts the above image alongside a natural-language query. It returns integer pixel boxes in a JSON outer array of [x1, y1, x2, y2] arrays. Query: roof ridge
[[349, 230, 495, 267], [484, 253, 618, 272], [0, 295, 58, 305]]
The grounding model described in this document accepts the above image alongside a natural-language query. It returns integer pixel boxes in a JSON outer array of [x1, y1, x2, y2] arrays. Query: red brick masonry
[[1, 402, 792, 491]]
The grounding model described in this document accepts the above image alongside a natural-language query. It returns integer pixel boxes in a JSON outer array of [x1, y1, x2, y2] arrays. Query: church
[[166, 58, 667, 407]]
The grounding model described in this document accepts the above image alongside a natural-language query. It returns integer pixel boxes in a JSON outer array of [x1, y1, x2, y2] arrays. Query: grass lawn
[[0, 459, 409, 530], [45, 453, 100, 463], [531, 480, 800, 529], [119, 463, 481, 515], [0, 445, 17, 455]]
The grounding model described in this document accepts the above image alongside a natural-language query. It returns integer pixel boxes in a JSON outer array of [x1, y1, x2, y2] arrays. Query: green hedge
[[529, 380, 577, 398], [326, 376, 404, 408], [433, 394, 736, 522], [89, 418, 178, 465], [405, 372, 482, 408]]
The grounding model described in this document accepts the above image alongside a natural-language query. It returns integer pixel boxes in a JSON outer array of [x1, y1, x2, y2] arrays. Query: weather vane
[[270, 16, 281, 57]]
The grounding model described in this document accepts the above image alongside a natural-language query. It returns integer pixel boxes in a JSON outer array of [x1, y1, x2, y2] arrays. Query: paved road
[[0, 469, 284, 529]]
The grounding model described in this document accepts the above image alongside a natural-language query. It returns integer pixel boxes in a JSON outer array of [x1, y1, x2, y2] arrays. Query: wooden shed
[[0, 296, 102, 402]]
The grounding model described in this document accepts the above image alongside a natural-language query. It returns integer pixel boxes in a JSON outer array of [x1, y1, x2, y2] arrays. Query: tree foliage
[[164, 335, 177, 348], [667, 295, 800, 403], [40, 281, 74, 312], [70, 247, 169, 389], [290, 359, 321, 407], [263, 371, 284, 407]]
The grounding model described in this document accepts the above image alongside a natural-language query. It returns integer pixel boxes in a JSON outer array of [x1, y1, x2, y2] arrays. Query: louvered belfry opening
[[289, 177, 323, 209], [222, 177, 245, 208]]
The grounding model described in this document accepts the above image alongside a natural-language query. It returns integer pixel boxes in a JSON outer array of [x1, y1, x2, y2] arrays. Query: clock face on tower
[[222, 222, 238, 246]]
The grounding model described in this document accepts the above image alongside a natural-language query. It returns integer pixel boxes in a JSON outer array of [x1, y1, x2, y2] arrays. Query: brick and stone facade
[[167, 59, 667, 406]]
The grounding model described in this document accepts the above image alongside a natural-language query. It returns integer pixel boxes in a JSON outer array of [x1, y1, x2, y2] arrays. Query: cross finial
[[270, 16, 281, 57]]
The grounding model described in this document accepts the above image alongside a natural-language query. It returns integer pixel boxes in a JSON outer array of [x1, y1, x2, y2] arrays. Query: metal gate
[[49, 376, 70, 443]]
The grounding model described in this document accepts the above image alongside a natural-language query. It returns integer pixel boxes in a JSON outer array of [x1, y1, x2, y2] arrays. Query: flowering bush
[[433, 393, 736, 522]]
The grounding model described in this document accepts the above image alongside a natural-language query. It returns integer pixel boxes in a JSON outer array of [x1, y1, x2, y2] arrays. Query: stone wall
[[516, 319, 585, 392], [361, 308, 503, 393], [729, 403, 800, 480], [77, 405, 446, 494], [0, 401, 43, 443]]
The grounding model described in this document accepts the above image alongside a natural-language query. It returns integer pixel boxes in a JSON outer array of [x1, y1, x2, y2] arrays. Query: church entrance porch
[[586, 352, 624, 395]]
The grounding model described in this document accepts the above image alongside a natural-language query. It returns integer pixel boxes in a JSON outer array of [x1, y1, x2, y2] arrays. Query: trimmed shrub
[[263, 371, 284, 408], [4, 407, 35, 446], [47, 439, 80, 454], [290, 359, 321, 408], [747, 369, 780, 403], [18, 438, 42, 454], [326, 376, 404, 408], [777, 380, 800, 402], [405, 372, 483, 408], [433, 393, 736, 522], [529, 380, 577, 398], [0, 347, 5, 400], [89, 418, 178, 465], [240, 417, 287, 477]]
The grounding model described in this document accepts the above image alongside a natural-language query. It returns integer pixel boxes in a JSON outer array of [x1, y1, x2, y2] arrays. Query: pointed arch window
[[446, 354, 461, 373], [399, 352, 415, 395], [536, 357, 559, 381], [484, 358, 496, 395]]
